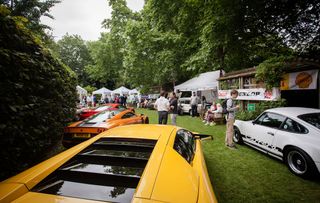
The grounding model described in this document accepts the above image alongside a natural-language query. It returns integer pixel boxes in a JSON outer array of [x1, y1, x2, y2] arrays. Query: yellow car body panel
[[0, 183, 28, 203], [0, 124, 217, 203], [193, 141, 218, 203], [150, 147, 199, 203], [132, 198, 165, 203], [13, 192, 103, 203]]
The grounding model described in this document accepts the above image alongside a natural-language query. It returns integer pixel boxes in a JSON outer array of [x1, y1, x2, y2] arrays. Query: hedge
[[0, 6, 77, 180], [236, 99, 287, 121]]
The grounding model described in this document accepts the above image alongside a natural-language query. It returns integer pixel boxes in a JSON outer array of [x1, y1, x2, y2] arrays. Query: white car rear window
[[298, 113, 320, 130]]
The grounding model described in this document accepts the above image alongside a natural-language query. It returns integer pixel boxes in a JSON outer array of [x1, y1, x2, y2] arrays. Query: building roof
[[218, 67, 256, 80], [218, 58, 320, 81]]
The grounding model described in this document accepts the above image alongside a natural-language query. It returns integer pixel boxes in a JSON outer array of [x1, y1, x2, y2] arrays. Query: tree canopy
[[0, 0, 60, 38], [83, 0, 319, 92], [55, 34, 93, 87]]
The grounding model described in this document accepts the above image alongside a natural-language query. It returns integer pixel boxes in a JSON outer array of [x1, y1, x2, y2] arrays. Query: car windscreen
[[85, 110, 120, 123], [181, 91, 192, 98], [298, 113, 320, 130], [95, 105, 112, 111]]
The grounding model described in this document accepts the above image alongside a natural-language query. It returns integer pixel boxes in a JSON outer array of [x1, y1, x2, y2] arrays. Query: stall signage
[[218, 88, 280, 101], [247, 103, 255, 111], [281, 69, 318, 90]]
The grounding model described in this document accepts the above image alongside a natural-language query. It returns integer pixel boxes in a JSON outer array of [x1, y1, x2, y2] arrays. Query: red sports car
[[78, 103, 127, 120]]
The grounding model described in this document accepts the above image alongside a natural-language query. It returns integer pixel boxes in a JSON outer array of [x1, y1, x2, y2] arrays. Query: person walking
[[169, 92, 178, 125], [154, 91, 170, 124], [86, 94, 92, 107], [190, 92, 199, 117], [225, 89, 240, 149]]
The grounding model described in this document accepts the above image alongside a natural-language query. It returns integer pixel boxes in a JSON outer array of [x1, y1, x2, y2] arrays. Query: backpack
[[221, 99, 232, 114]]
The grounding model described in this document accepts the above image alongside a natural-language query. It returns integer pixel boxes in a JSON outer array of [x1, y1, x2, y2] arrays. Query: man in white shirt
[[154, 91, 170, 124]]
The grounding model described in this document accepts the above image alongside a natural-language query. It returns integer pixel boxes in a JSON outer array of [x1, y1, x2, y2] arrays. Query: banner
[[218, 88, 280, 101], [281, 69, 318, 90]]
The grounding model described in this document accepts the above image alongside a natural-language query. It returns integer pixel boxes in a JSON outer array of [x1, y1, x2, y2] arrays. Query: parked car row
[[0, 104, 217, 203], [64, 109, 149, 148]]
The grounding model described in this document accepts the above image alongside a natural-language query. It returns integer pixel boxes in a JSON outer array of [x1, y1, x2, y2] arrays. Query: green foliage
[[83, 85, 97, 94], [0, 6, 77, 180], [0, 0, 60, 39], [56, 34, 93, 86], [255, 56, 294, 89], [86, 0, 135, 89], [85, 33, 120, 89], [85, 0, 319, 91], [236, 99, 287, 121]]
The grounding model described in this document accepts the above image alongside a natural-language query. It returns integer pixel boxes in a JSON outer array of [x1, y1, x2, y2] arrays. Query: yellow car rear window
[[32, 138, 157, 202]]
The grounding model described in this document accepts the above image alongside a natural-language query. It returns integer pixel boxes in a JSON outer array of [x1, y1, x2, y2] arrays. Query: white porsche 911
[[233, 107, 320, 178]]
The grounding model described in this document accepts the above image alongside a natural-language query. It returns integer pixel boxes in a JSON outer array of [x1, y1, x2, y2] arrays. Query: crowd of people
[[79, 94, 131, 108], [78, 89, 240, 150], [153, 89, 240, 150]]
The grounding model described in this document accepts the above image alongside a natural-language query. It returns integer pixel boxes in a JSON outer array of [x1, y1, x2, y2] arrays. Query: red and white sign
[[218, 88, 280, 101]]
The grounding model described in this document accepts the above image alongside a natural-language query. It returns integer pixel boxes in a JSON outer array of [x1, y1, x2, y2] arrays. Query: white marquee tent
[[129, 88, 140, 95], [76, 85, 87, 101], [112, 86, 131, 95], [174, 70, 223, 102], [93, 87, 112, 95], [174, 70, 222, 91]]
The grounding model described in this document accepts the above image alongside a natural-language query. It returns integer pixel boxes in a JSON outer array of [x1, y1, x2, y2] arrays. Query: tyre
[[284, 147, 318, 178], [189, 109, 192, 116], [144, 117, 149, 124], [233, 127, 243, 144]]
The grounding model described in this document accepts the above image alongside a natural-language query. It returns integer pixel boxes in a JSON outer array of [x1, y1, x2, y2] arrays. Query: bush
[[236, 99, 287, 121], [0, 6, 77, 180]]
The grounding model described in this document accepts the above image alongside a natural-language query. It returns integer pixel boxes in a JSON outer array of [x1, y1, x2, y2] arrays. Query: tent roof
[[76, 85, 87, 94], [93, 87, 111, 95], [129, 88, 140, 94], [112, 86, 131, 94], [174, 70, 222, 91]]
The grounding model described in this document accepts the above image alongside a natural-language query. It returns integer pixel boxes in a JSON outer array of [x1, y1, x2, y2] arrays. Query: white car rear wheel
[[284, 147, 318, 178]]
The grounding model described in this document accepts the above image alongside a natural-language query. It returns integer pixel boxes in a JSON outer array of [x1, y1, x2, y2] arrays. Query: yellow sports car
[[0, 125, 218, 203]]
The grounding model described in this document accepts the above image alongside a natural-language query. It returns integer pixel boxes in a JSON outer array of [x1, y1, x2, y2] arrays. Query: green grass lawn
[[136, 108, 320, 203]]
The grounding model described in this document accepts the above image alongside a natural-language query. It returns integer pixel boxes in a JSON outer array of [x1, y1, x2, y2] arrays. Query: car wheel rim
[[287, 151, 307, 175]]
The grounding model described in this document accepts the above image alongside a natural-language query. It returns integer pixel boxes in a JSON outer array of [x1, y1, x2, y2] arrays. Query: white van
[[178, 91, 202, 115]]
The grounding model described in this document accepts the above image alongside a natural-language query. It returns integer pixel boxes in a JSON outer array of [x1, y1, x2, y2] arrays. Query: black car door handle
[[267, 132, 274, 136]]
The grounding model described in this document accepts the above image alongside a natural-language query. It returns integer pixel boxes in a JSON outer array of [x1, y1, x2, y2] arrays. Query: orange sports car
[[63, 109, 149, 148]]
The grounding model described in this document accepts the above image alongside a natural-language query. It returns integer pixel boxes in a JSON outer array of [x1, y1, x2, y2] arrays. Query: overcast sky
[[41, 0, 144, 41]]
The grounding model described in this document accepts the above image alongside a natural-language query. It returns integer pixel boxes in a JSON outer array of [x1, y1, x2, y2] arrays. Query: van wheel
[[189, 109, 192, 116], [284, 147, 318, 178]]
